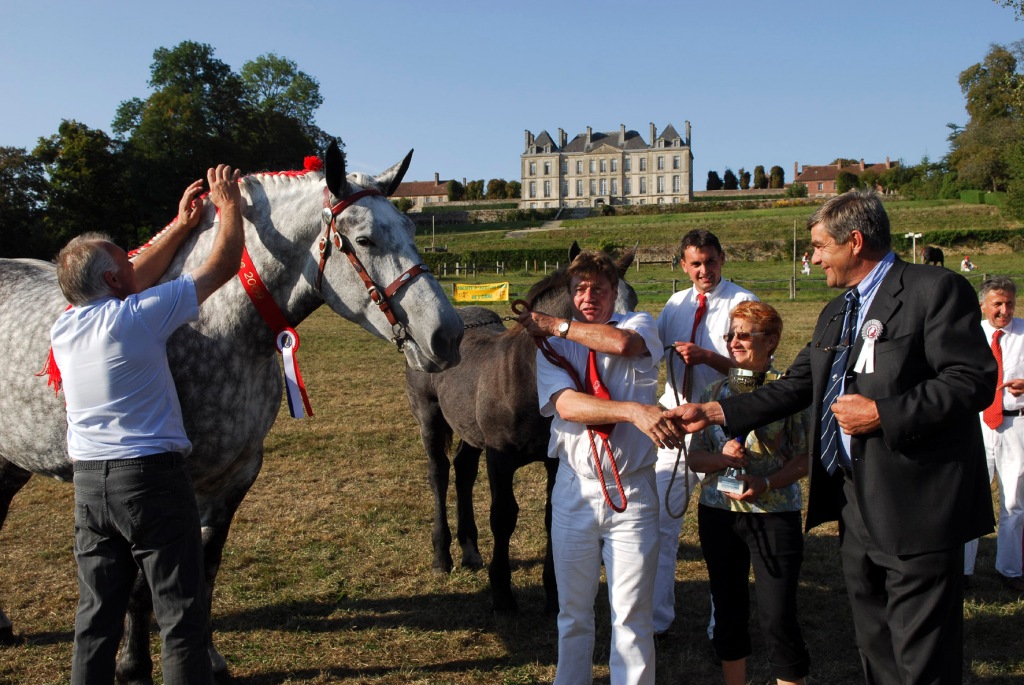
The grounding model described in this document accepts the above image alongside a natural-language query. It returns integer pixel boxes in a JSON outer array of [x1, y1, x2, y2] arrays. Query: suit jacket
[[721, 258, 996, 555]]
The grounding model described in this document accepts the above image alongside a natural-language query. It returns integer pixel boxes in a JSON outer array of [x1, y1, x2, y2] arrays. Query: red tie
[[681, 293, 708, 399], [585, 349, 614, 438], [984, 329, 1005, 430]]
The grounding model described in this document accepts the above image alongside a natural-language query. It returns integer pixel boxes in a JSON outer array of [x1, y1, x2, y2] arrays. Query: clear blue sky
[[2, 1, 1022, 187]]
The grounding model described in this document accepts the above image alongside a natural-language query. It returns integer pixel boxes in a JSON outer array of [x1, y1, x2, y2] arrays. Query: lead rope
[[662, 345, 692, 519], [512, 299, 628, 512]]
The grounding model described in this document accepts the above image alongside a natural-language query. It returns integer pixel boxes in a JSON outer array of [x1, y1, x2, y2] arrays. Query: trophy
[[717, 435, 748, 495]]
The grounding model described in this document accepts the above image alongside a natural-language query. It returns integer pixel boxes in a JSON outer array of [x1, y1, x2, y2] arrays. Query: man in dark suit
[[667, 190, 995, 684]]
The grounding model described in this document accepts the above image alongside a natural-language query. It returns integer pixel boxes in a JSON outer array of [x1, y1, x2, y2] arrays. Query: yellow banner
[[453, 282, 509, 302]]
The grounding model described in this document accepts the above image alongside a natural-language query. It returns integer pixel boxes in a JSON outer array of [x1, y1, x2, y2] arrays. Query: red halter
[[317, 187, 431, 330]]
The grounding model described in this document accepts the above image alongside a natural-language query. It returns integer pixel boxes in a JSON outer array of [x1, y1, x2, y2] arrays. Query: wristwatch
[[557, 320, 571, 338]]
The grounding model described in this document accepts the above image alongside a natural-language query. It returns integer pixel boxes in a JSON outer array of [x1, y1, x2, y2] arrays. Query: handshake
[[641, 402, 724, 450]]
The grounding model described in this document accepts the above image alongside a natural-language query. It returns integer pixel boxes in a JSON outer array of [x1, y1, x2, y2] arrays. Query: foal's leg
[[0, 458, 33, 646], [486, 449, 520, 613], [422, 417, 455, 574], [452, 441, 483, 569]]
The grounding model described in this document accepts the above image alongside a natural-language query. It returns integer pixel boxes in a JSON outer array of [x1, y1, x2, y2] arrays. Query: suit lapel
[[848, 258, 907, 364]]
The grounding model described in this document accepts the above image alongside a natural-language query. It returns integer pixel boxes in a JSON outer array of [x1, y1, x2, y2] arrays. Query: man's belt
[[1002, 409, 1024, 417]]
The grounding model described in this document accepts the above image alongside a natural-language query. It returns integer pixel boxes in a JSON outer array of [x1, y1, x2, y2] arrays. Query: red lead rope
[[511, 299, 628, 512]]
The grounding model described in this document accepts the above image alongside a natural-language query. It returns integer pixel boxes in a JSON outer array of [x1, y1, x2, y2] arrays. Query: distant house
[[520, 121, 694, 209], [390, 172, 451, 210], [793, 158, 898, 197]]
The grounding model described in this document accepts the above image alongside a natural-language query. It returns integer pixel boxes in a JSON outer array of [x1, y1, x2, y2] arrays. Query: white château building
[[520, 121, 693, 209]]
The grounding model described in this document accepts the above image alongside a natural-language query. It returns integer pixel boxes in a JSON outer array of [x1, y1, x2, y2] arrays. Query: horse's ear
[[378, 149, 414, 197], [325, 140, 348, 199], [617, 246, 636, 276], [568, 240, 581, 263]]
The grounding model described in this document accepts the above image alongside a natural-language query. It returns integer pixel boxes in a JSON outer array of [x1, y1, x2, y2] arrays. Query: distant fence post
[[790, 275, 796, 300]]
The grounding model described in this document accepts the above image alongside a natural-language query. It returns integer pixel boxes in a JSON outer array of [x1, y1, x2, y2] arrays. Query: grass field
[[2, 200, 1024, 684]]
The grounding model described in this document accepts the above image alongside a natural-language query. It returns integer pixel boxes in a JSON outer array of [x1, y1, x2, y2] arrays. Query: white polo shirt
[[51, 274, 200, 461], [537, 311, 664, 477]]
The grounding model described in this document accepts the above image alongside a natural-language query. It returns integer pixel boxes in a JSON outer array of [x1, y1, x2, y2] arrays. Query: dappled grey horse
[[0, 140, 463, 683], [405, 245, 637, 614]]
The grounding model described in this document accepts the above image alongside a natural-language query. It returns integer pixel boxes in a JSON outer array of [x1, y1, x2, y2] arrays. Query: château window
[[529, 162, 536, 176], [640, 158, 647, 172], [657, 156, 664, 171]]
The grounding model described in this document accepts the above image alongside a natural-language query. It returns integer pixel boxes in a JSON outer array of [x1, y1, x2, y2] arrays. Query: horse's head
[[315, 141, 462, 372]]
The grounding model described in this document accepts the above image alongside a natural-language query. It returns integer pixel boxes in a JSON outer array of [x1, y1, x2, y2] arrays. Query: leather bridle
[[318, 186, 431, 349]]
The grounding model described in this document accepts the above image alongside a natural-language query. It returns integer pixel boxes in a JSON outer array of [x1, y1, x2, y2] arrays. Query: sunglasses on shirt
[[722, 331, 766, 343]]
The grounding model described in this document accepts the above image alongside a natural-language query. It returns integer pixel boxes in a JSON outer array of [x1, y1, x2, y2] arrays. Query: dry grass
[[2, 297, 1023, 684]]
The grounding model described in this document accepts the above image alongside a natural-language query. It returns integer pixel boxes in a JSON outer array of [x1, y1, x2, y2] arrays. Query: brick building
[[793, 158, 898, 197]]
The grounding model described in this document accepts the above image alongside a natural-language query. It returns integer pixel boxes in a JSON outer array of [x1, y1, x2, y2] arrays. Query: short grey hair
[[979, 276, 1016, 303], [807, 189, 891, 253], [56, 233, 118, 306]]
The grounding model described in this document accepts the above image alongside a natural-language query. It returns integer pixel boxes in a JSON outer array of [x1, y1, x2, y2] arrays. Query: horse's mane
[[524, 268, 569, 309], [128, 167, 324, 258]]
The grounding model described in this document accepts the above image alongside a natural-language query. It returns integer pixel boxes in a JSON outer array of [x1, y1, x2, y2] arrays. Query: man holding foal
[[519, 249, 682, 685], [51, 164, 243, 684]]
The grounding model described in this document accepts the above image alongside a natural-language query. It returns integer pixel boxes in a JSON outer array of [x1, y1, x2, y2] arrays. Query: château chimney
[[434, 172, 439, 185], [794, 162, 798, 179], [586, 126, 592, 146], [685, 120, 691, 145], [859, 159, 865, 171], [558, 128, 567, 148], [650, 122, 657, 145], [524, 130, 534, 150], [620, 123, 626, 145]]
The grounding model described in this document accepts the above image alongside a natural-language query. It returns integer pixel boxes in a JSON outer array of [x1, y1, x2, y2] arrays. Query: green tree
[[486, 178, 508, 199], [722, 168, 739, 191], [446, 179, 465, 201], [706, 171, 723, 191], [241, 53, 323, 123], [753, 165, 767, 189], [465, 180, 485, 200], [505, 180, 522, 199], [392, 197, 414, 213], [859, 169, 880, 191], [34, 120, 140, 250], [769, 165, 785, 189], [738, 167, 750, 190], [0, 147, 49, 258], [949, 42, 1024, 193], [830, 158, 860, 167], [835, 170, 861, 194], [785, 182, 808, 198]]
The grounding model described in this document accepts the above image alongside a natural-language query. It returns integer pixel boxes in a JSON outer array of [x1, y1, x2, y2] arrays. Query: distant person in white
[[653, 229, 756, 636]]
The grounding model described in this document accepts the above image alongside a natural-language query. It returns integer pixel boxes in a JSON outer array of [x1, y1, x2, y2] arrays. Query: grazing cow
[[922, 246, 945, 267]]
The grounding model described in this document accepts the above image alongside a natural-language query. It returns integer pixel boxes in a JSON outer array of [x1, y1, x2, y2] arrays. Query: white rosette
[[853, 319, 884, 374], [276, 327, 312, 419]]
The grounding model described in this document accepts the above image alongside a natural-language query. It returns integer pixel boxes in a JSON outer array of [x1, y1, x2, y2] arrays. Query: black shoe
[[999, 573, 1024, 593], [963, 574, 972, 590]]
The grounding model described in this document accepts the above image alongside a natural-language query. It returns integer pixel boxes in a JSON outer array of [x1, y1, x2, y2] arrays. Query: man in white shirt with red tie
[[653, 229, 756, 636], [518, 249, 684, 685], [966, 276, 1024, 592]]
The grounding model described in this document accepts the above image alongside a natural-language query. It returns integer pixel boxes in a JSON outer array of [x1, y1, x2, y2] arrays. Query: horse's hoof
[[0, 626, 25, 646], [431, 561, 453, 575], [460, 553, 485, 571], [492, 595, 519, 616]]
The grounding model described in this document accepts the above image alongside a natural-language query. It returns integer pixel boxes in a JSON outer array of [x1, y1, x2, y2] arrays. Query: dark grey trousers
[[71, 452, 212, 685]]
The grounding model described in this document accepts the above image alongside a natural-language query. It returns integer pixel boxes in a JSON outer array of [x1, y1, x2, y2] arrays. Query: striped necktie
[[820, 289, 860, 475]]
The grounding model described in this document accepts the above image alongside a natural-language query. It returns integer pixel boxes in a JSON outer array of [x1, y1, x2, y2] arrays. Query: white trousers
[[965, 415, 1024, 577], [652, 442, 700, 633], [552, 462, 659, 685]]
